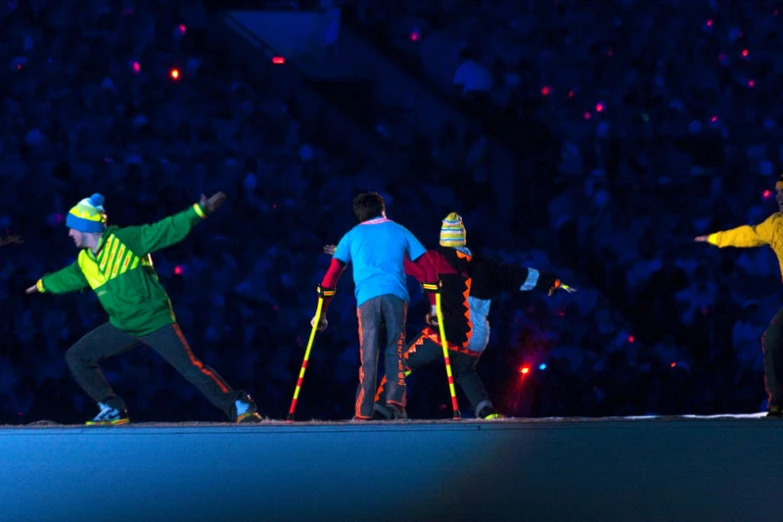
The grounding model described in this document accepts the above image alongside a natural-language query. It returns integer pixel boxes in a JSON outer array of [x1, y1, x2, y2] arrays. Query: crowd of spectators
[[0, 0, 780, 424]]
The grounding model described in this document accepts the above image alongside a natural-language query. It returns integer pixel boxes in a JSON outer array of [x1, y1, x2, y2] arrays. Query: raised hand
[[694, 235, 709, 242], [323, 244, 337, 256], [25, 284, 38, 294], [199, 192, 228, 215]]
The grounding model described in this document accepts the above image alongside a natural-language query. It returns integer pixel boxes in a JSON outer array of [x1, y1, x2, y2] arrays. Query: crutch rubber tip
[[453, 411, 462, 420], [286, 414, 294, 422]]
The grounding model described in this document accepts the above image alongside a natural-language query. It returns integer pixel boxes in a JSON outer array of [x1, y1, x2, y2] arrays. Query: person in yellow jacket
[[695, 175, 783, 417]]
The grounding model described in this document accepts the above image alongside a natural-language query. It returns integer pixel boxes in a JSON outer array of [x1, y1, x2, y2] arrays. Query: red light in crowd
[[178, 24, 187, 34], [272, 56, 285, 64], [742, 49, 749, 57], [541, 85, 551, 96], [16, 64, 21, 70], [132, 61, 140, 73], [775, 9, 779, 16], [670, 362, 677, 368], [606, 49, 613, 56], [410, 31, 420, 41], [706, 19, 713, 27], [763, 189, 772, 199], [583, 112, 591, 120], [520, 366, 530, 375], [174, 265, 184, 275], [595, 103, 604, 112], [747, 79, 755, 88], [711, 115, 718, 123], [170, 68, 180, 79], [628, 335, 635, 343], [568, 90, 574, 98]]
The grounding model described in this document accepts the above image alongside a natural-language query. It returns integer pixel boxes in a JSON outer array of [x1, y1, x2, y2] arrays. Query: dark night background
[[1, 0, 780, 424]]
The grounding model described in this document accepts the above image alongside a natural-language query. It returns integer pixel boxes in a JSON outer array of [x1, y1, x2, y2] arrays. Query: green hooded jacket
[[35, 203, 207, 336]]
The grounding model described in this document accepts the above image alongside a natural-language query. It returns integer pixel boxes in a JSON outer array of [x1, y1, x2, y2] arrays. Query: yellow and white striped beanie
[[440, 212, 466, 247]]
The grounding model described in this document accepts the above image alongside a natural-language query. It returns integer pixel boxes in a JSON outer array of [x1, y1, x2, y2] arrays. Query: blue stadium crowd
[[1, 0, 781, 424]]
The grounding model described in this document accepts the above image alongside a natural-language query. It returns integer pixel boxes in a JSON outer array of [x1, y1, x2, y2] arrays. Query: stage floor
[[1, 415, 781, 522]]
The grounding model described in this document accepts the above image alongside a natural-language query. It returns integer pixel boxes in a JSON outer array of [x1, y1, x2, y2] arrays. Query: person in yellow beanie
[[325, 212, 575, 419], [26, 192, 263, 425], [695, 174, 783, 417]]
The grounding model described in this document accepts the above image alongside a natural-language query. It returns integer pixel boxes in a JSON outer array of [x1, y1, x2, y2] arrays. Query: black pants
[[762, 307, 783, 409], [64, 322, 253, 420], [375, 329, 492, 417]]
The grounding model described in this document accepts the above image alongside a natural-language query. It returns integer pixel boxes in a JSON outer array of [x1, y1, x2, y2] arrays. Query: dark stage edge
[[1, 414, 781, 522]]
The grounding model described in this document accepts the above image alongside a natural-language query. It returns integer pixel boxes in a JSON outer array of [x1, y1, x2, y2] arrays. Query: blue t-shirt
[[333, 217, 427, 306]]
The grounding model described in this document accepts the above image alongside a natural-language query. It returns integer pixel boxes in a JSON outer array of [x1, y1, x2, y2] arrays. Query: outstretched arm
[[695, 215, 775, 248], [475, 255, 572, 295], [114, 193, 226, 257], [26, 261, 89, 295]]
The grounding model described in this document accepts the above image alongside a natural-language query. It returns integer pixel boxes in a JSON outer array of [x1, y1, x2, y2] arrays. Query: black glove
[[199, 192, 227, 215]]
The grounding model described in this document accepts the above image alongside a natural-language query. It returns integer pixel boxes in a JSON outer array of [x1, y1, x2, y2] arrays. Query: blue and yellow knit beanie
[[66, 193, 107, 233], [440, 212, 467, 247]]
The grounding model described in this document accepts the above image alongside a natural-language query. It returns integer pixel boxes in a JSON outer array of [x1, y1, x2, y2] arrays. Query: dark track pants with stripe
[[64, 322, 252, 420], [762, 307, 783, 410], [375, 330, 491, 417]]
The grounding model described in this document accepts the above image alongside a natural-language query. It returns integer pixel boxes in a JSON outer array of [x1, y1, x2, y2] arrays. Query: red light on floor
[[170, 68, 180, 79], [272, 56, 285, 64]]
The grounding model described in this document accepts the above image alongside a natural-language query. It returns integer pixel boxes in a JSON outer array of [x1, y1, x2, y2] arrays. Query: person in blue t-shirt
[[313, 192, 438, 420]]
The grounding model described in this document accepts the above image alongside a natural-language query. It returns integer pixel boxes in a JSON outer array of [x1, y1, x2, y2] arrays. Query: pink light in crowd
[[541, 85, 551, 96], [272, 56, 285, 64], [742, 49, 749, 58], [583, 112, 591, 120], [747, 79, 755, 88], [178, 24, 187, 35], [410, 31, 420, 41], [763, 189, 772, 199], [568, 90, 574, 98], [132, 61, 140, 73], [595, 103, 605, 112], [174, 265, 184, 275], [711, 116, 718, 123], [627, 335, 635, 343]]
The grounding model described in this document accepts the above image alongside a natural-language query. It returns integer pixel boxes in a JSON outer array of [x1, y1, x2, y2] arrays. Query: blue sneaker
[[86, 402, 129, 426]]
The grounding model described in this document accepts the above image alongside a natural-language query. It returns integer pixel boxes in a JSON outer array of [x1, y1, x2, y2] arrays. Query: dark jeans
[[64, 322, 254, 420], [355, 295, 408, 419], [376, 329, 492, 417], [762, 307, 783, 409]]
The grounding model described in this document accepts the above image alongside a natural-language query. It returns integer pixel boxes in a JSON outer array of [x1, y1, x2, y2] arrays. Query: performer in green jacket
[[26, 192, 262, 425]]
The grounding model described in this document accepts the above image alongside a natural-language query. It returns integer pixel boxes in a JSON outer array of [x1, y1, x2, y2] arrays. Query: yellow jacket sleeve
[[707, 214, 776, 248]]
